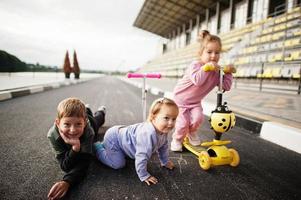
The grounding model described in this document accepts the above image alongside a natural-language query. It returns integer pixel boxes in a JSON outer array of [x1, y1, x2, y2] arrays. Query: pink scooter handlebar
[[127, 73, 161, 79]]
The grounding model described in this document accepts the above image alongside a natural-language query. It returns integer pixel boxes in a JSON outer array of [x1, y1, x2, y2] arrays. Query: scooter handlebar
[[127, 73, 161, 79]]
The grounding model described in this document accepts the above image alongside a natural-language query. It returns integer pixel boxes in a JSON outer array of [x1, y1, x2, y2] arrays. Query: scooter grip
[[145, 73, 161, 78], [127, 73, 161, 79], [223, 66, 237, 74], [202, 64, 215, 72], [127, 73, 144, 78]]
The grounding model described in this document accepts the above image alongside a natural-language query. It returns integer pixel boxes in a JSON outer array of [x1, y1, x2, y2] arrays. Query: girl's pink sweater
[[173, 61, 233, 108]]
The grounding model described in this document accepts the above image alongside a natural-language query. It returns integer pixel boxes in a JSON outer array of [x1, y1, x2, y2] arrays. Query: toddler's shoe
[[188, 133, 201, 146], [171, 139, 183, 152], [98, 106, 106, 115]]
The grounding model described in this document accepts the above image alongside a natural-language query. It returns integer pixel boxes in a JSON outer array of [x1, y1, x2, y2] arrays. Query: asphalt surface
[[0, 76, 301, 200]]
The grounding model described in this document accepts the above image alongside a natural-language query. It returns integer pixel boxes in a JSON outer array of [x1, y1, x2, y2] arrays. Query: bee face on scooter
[[210, 106, 236, 133]]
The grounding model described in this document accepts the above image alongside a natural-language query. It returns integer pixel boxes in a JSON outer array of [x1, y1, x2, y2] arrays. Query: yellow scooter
[[183, 65, 240, 170]]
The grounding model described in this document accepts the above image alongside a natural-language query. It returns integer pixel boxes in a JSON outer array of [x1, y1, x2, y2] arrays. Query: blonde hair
[[198, 30, 222, 54], [147, 97, 179, 121], [56, 97, 87, 120]]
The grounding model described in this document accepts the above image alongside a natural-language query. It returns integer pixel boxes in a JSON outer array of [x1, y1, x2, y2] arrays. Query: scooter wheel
[[229, 148, 240, 167], [199, 151, 211, 170]]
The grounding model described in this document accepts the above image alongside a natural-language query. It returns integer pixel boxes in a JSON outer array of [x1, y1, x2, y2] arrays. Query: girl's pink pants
[[173, 106, 204, 141]]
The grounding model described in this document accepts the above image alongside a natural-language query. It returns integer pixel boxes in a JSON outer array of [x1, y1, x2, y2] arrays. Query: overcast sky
[[0, 0, 162, 71]]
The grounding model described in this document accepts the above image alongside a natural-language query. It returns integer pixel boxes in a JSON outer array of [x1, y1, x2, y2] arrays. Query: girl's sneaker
[[188, 132, 201, 146], [171, 139, 183, 152]]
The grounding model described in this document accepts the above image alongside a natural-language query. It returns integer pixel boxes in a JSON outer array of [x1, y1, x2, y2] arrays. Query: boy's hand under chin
[[71, 139, 80, 152], [59, 132, 81, 152]]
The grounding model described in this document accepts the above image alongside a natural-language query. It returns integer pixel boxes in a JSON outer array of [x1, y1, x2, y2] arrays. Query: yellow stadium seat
[[284, 40, 291, 47], [293, 74, 300, 79], [283, 38, 300, 48], [292, 67, 301, 79], [262, 29, 268, 34], [291, 52, 301, 60], [274, 54, 283, 62], [263, 68, 273, 78], [294, 29, 301, 36], [291, 38, 301, 46], [257, 73, 263, 78]]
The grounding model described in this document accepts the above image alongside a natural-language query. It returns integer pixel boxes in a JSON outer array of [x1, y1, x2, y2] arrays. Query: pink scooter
[[127, 73, 161, 120]]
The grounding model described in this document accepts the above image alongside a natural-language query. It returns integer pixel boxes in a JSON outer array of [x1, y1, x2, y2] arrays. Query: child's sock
[[93, 141, 105, 151]]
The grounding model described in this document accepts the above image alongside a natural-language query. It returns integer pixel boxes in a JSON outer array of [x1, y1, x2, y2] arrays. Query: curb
[[120, 77, 301, 154], [0, 79, 87, 102]]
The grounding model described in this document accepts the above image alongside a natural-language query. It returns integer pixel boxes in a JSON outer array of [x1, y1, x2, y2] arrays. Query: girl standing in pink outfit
[[170, 30, 236, 152]]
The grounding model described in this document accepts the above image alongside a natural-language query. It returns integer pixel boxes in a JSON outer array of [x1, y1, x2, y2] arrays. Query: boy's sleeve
[[47, 125, 66, 156], [135, 130, 156, 182], [50, 142, 93, 187], [48, 132, 79, 171], [157, 139, 169, 166], [59, 153, 91, 187], [56, 149, 82, 171]]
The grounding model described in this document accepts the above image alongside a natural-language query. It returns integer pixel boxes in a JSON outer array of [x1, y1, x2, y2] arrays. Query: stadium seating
[[139, 5, 301, 83]]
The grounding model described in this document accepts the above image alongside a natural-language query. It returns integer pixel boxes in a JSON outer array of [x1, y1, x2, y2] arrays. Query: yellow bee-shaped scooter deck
[[183, 138, 239, 170], [183, 64, 240, 170], [183, 137, 206, 155]]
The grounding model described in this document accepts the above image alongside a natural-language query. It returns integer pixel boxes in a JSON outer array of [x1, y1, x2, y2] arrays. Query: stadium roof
[[133, 0, 230, 38]]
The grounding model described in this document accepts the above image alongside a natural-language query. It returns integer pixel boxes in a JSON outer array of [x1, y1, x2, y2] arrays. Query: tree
[[63, 50, 71, 78], [0, 50, 27, 72], [73, 50, 80, 79]]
